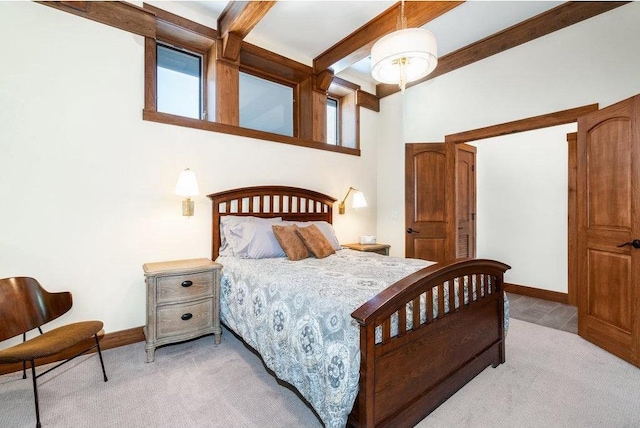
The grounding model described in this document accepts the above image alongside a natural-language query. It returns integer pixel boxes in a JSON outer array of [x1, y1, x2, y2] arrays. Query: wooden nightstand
[[342, 243, 391, 256], [142, 258, 222, 362]]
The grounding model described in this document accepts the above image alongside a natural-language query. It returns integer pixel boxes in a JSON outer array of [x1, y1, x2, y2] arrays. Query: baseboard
[[504, 283, 570, 305], [0, 326, 145, 376]]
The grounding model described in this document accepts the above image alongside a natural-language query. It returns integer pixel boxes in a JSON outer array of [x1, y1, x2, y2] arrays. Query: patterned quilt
[[217, 249, 508, 427]]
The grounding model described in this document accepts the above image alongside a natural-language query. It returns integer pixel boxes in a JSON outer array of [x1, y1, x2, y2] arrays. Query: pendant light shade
[[371, 27, 437, 92]]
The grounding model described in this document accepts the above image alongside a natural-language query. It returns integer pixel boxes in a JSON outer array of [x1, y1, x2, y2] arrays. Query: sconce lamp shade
[[339, 186, 367, 215], [176, 168, 199, 217], [371, 28, 438, 92], [351, 191, 368, 209], [175, 168, 199, 197]]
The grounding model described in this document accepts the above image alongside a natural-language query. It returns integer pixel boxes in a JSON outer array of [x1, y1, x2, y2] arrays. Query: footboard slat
[[483, 273, 489, 297], [351, 258, 510, 428], [412, 297, 421, 329], [448, 281, 455, 312], [398, 307, 407, 336], [437, 284, 445, 319], [382, 319, 391, 342], [458, 276, 465, 308]]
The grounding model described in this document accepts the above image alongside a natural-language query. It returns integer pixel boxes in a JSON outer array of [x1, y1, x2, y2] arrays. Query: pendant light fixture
[[370, 0, 438, 93]]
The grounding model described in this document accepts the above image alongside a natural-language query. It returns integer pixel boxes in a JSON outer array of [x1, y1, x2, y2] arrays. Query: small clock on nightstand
[[142, 258, 222, 363], [342, 243, 391, 256]]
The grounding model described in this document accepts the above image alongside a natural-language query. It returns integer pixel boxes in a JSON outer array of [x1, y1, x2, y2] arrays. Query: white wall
[[0, 2, 378, 338], [377, 2, 640, 292], [474, 124, 575, 293]]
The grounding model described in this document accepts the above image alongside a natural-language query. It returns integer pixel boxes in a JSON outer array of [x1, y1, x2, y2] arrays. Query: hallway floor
[[507, 292, 577, 334]]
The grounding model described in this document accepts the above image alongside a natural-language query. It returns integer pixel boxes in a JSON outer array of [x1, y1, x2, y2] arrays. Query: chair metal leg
[[22, 333, 27, 379], [29, 360, 41, 428], [94, 335, 108, 382], [22, 328, 42, 380]]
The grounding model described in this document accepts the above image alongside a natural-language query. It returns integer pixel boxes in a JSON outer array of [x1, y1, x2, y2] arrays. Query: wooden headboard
[[207, 186, 336, 260]]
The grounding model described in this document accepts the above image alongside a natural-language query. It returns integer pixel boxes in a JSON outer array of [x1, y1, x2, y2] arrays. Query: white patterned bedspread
[[217, 249, 508, 427]]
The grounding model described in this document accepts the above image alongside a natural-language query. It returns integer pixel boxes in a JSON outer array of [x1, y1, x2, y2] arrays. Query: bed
[[208, 186, 510, 428]]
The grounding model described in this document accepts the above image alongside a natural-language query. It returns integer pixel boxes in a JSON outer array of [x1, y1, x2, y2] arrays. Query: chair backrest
[[0, 277, 72, 342]]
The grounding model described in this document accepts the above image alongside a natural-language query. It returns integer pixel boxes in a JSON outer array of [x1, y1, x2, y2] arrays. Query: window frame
[[156, 42, 204, 120], [238, 67, 297, 138], [141, 3, 371, 157], [326, 96, 340, 146], [328, 77, 360, 150]]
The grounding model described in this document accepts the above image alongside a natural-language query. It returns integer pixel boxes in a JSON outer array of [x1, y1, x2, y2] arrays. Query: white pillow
[[219, 216, 282, 256], [227, 221, 288, 259], [293, 221, 341, 251]]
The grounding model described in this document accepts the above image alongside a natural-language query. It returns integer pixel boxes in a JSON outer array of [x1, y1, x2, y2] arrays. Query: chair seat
[[0, 320, 103, 363]]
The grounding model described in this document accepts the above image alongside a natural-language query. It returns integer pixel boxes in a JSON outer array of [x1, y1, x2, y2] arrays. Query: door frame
[[442, 103, 599, 306]]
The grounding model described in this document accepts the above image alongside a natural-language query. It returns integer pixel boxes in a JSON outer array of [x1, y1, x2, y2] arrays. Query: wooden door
[[405, 143, 455, 262], [456, 144, 476, 258], [577, 95, 640, 367]]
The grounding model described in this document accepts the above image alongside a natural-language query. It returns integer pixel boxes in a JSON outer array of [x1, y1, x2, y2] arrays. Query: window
[[327, 80, 358, 149], [327, 97, 339, 145], [157, 44, 202, 120], [239, 72, 293, 137], [143, 4, 366, 156]]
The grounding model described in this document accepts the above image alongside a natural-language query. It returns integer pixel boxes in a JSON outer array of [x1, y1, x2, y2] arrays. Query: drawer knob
[[181, 280, 193, 287], [181, 313, 193, 321]]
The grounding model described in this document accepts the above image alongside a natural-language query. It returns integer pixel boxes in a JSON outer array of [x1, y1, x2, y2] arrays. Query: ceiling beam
[[377, 1, 630, 98], [313, 1, 463, 75], [218, 1, 276, 60], [315, 70, 334, 92]]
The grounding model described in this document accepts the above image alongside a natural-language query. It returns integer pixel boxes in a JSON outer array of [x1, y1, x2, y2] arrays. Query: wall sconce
[[175, 168, 199, 216], [339, 186, 367, 215]]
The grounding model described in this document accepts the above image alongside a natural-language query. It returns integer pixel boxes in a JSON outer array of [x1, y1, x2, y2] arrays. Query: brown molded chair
[[0, 277, 108, 428]]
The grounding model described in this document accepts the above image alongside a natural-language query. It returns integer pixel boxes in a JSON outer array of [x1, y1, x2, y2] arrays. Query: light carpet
[[1, 319, 639, 427]]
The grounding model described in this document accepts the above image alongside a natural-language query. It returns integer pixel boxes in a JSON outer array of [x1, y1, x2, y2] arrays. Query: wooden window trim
[[142, 5, 362, 155], [142, 110, 359, 156], [149, 61, 361, 153], [240, 42, 312, 85], [328, 79, 362, 149]]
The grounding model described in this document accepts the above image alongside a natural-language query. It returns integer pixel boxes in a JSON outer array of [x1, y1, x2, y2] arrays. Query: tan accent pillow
[[272, 225, 310, 261], [296, 224, 336, 259]]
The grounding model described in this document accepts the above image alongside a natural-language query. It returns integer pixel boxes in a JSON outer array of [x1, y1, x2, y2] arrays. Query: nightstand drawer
[[157, 271, 213, 304], [156, 299, 213, 339]]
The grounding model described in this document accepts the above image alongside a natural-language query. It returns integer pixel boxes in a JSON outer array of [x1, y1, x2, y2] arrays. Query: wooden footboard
[[349, 258, 510, 428]]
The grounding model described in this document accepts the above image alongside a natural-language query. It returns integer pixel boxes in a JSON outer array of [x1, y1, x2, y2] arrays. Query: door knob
[[407, 227, 420, 234], [617, 239, 640, 249]]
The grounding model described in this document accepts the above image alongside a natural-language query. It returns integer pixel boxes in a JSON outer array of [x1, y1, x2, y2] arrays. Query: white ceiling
[[161, 1, 564, 85]]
